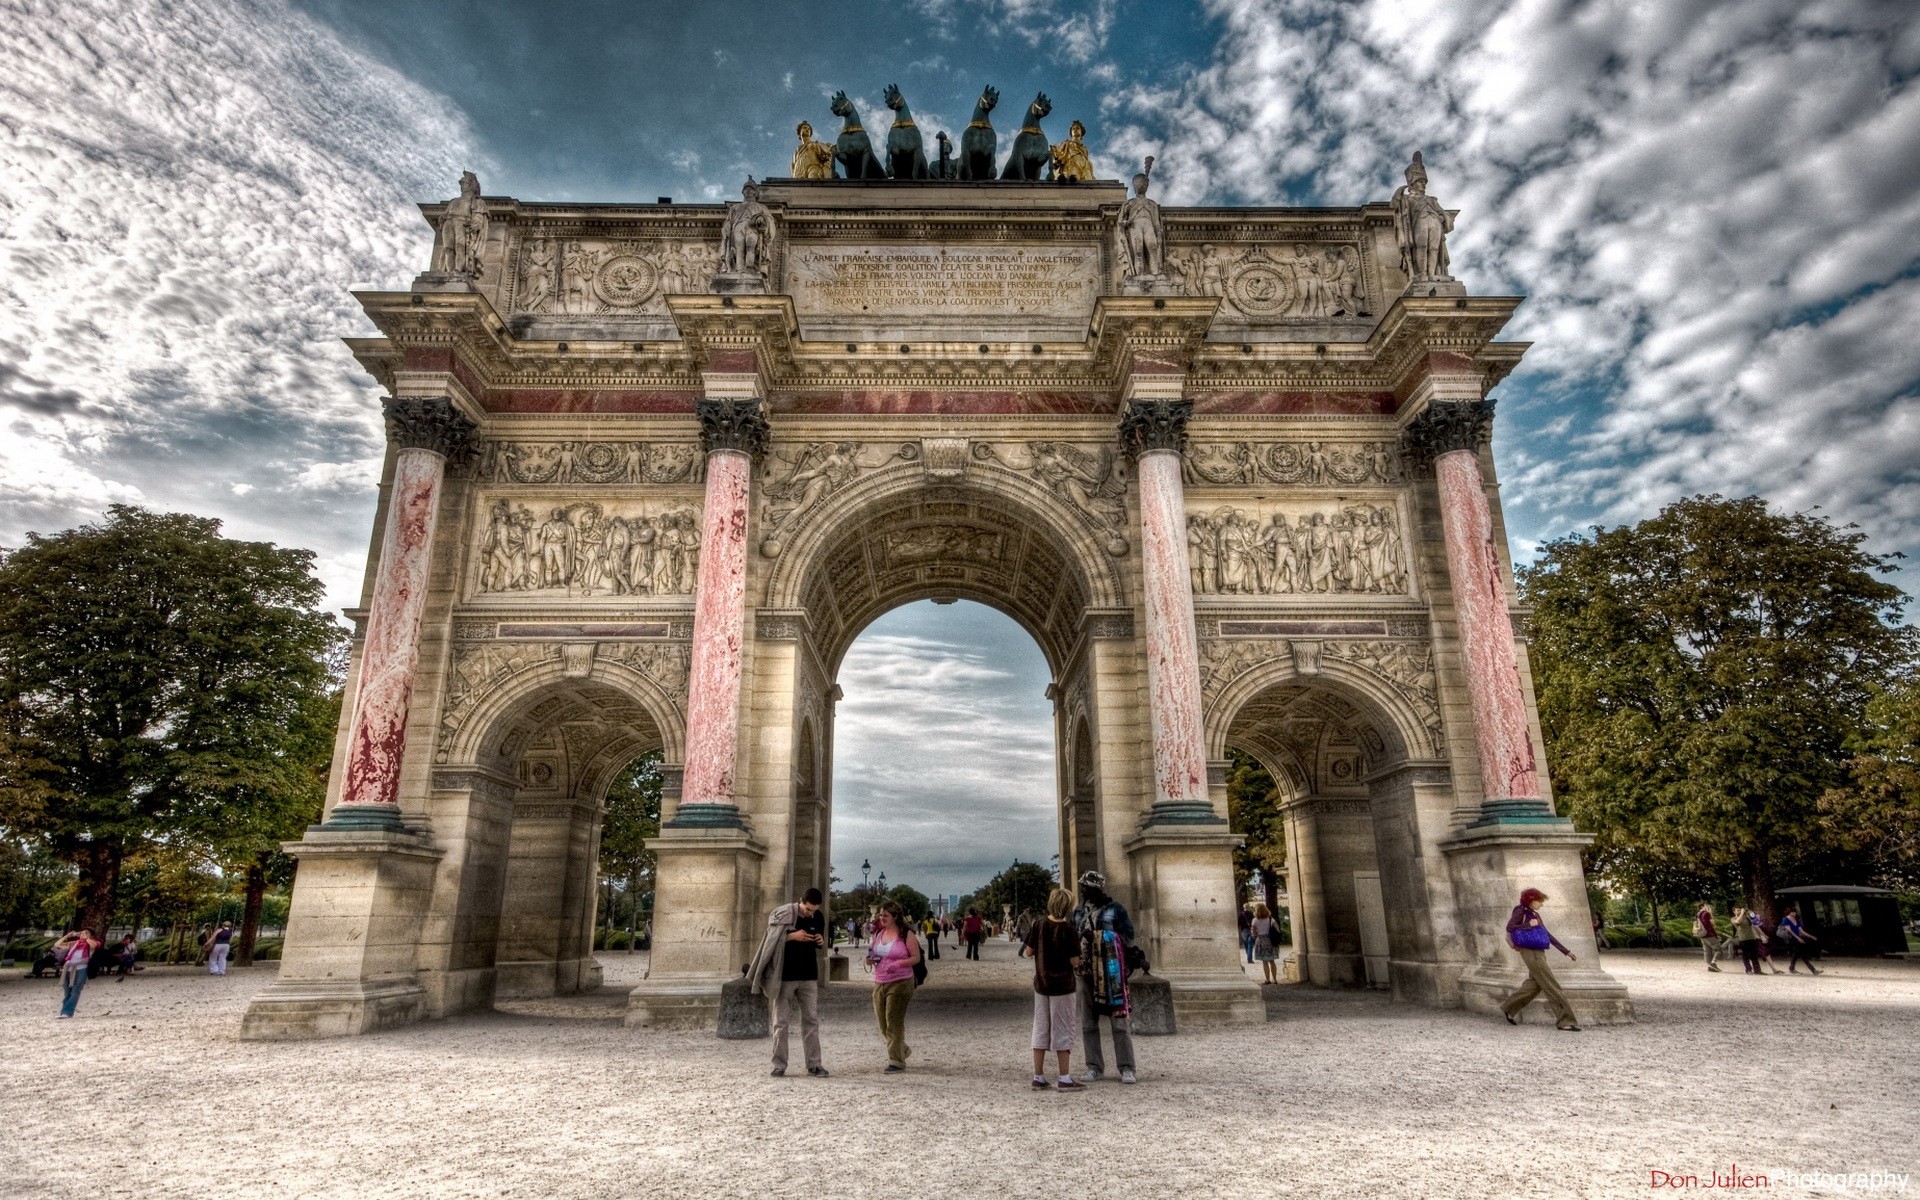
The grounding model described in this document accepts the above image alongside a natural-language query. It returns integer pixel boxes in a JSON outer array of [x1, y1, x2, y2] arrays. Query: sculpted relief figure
[[1186, 503, 1407, 596], [1184, 440, 1401, 487], [518, 239, 557, 313], [1114, 158, 1166, 283], [1048, 119, 1094, 182], [717, 179, 775, 283], [1392, 151, 1457, 288], [430, 171, 490, 278], [477, 500, 701, 598], [758, 441, 917, 556], [790, 121, 836, 179], [973, 441, 1129, 555]]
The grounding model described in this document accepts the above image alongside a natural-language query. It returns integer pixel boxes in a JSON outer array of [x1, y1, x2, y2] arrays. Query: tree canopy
[[1226, 749, 1288, 911], [1521, 494, 1916, 920], [966, 859, 1057, 918], [0, 506, 345, 934]]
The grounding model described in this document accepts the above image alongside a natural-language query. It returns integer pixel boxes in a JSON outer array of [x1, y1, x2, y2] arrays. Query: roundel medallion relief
[[1227, 259, 1293, 317], [595, 254, 659, 308]]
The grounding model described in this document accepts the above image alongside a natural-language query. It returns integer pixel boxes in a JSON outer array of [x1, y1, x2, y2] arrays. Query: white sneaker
[[1120, 1068, 1137, 1084], [1085, 1068, 1103, 1083]]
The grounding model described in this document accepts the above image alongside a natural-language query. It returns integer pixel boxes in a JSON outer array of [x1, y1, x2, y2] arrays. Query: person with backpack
[[745, 887, 830, 1078], [961, 909, 985, 960], [863, 900, 922, 1073], [1748, 908, 1783, 975], [1250, 902, 1281, 985], [921, 915, 940, 960], [208, 922, 234, 975], [51, 929, 99, 1019], [1023, 887, 1085, 1090], [1778, 906, 1821, 974], [1498, 887, 1581, 1031], [1730, 906, 1763, 974], [1694, 902, 1724, 972], [1072, 871, 1137, 1084]]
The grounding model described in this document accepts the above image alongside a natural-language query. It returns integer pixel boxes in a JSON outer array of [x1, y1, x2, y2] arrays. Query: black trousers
[[966, 936, 982, 960], [926, 936, 939, 959], [1788, 940, 1819, 971], [1739, 939, 1762, 972]]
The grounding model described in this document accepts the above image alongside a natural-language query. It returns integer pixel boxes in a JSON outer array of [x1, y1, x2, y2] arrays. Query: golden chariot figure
[[1048, 119, 1094, 182], [790, 121, 836, 179]]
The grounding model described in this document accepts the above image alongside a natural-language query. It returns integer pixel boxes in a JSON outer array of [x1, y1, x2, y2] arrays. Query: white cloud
[[1107, 0, 1920, 577], [0, 0, 479, 606]]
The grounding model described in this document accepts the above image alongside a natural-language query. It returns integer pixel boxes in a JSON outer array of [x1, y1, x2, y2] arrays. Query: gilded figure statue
[[790, 121, 835, 179], [1048, 119, 1094, 182], [1391, 151, 1456, 285], [1115, 157, 1165, 280], [718, 178, 774, 279], [431, 170, 489, 278]]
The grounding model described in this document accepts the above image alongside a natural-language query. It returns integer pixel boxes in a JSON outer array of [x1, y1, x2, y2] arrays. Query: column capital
[[696, 397, 771, 459], [1118, 398, 1193, 460], [383, 395, 476, 458], [1401, 397, 1496, 469]]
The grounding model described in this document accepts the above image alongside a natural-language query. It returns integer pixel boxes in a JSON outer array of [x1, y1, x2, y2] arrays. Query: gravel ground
[[3, 940, 1916, 1199]]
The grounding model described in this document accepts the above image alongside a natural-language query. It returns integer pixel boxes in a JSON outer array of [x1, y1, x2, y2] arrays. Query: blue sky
[[1, 0, 1915, 898]]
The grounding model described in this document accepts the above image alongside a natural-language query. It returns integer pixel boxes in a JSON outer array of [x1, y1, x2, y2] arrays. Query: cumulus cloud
[[1106, 0, 1920, 580], [831, 605, 1059, 899], [0, 0, 479, 605]]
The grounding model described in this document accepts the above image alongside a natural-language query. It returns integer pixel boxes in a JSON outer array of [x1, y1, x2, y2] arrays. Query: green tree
[[1522, 495, 1916, 922], [968, 859, 1056, 920], [1226, 749, 1288, 913], [1820, 680, 1920, 891], [884, 883, 930, 924], [0, 506, 344, 934], [598, 751, 662, 942]]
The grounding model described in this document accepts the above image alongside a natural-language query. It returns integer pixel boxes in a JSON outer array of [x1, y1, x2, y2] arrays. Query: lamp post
[[861, 859, 871, 891]]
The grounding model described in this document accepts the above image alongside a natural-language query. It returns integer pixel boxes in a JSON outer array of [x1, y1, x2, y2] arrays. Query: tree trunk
[[1263, 875, 1280, 920], [1741, 846, 1777, 925], [236, 856, 268, 967], [1647, 895, 1662, 947], [628, 867, 641, 953], [74, 841, 123, 936], [169, 923, 187, 964]]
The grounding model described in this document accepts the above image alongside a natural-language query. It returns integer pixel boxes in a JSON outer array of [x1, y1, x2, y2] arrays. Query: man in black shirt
[[747, 887, 829, 1077]]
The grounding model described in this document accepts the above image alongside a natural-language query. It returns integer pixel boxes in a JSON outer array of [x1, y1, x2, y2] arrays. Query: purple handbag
[[1512, 922, 1552, 951]]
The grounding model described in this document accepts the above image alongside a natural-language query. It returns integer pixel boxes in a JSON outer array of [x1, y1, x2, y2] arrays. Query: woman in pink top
[[864, 900, 922, 1072]]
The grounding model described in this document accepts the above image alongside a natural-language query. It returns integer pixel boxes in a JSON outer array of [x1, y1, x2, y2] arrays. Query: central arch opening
[[828, 599, 1058, 922]]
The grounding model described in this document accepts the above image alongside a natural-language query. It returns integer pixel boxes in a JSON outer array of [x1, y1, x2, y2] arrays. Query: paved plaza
[[4, 940, 1916, 1199]]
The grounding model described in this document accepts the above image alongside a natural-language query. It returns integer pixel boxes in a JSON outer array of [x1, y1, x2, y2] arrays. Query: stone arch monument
[[243, 156, 1632, 1039]]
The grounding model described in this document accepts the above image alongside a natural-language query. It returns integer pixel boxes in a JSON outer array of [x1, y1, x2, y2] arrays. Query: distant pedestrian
[[1023, 887, 1084, 1090], [921, 916, 941, 960], [1073, 871, 1138, 1083], [1238, 905, 1254, 963], [1778, 906, 1821, 974], [208, 922, 234, 975], [1731, 906, 1762, 974], [1250, 903, 1281, 985], [115, 935, 138, 980], [51, 929, 99, 1019], [747, 887, 829, 1078], [1498, 887, 1581, 1032], [864, 901, 921, 1073], [1694, 902, 1724, 972], [1592, 910, 1606, 950], [962, 909, 985, 960], [1749, 909, 1783, 975]]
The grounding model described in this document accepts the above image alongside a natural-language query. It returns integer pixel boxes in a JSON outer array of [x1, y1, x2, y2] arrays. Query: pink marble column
[[669, 398, 769, 827], [329, 396, 474, 830], [1405, 398, 1549, 819], [1120, 399, 1218, 824]]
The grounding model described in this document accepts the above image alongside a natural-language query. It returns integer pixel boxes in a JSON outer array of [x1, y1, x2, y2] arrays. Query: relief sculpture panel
[[473, 440, 704, 486], [475, 498, 703, 599], [758, 441, 920, 557], [1185, 440, 1400, 487], [1188, 500, 1409, 596], [1165, 242, 1370, 321], [513, 237, 719, 317], [971, 441, 1129, 555]]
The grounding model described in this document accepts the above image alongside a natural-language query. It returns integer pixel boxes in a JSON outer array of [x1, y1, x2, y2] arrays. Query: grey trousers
[[771, 979, 821, 1072], [1701, 935, 1724, 966], [1077, 977, 1134, 1073]]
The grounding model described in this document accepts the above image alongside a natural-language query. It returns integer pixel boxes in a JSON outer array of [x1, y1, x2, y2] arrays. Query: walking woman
[[1748, 908, 1783, 975], [52, 929, 100, 1019], [1731, 906, 1763, 975], [864, 900, 922, 1073], [1778, 906, 1822, 974], [1498, 888, 1581, 1031], [1250, 903, 1281, 985]]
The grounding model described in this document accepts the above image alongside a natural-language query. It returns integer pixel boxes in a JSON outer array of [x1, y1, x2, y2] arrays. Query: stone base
[[1166, 973, 1267, 1027], [1458, 962, 1636, 1026], [717, 976, 770, 1039], [828, 954, 850, 982], [709, 272, 767, 295], [1403, 277, 1467, 298], [625, 979, 726, 1031], [411, 271, 476, 293], [240, 978, 427, 1041], [1121, 273, 1178, 296], [1128, 974, 1175, 1035]]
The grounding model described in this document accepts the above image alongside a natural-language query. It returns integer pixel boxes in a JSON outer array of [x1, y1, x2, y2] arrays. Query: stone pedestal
[[625, 828, 765, 1031], [240, 828, 443, 1040], [709, 273, 767, 295], [1125, 827, 1265, 1027], [410, 271, 476, 293], [1121, 273, 1178, 297], [1403, 278, 1467, 299], [1442, 824, 1634, 1025]]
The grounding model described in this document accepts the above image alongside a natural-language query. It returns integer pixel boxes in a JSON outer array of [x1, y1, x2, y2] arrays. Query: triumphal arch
[[242, 115, 1632, 1038]]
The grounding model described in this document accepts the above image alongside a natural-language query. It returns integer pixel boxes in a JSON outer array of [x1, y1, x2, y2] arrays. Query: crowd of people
[[748, 872, 1141, 1087], [1694, 902, 1823, 975], [40, 922, 239, 1018]]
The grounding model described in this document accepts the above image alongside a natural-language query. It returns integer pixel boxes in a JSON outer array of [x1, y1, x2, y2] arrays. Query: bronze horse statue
[[829, 91, 885, 180], [957, 85, 998, 181], [1000, 92, 1053, 181], [881, 83, 931, 180]]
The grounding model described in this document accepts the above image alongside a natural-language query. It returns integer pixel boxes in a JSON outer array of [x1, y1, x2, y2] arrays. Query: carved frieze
[[475, 498, 702, 599], [759, 441, 919, 557], [971, 441, 1129, 555], [1165, 242, 1371, 321], [1187, 501, 1409, 596], [513, 237, 719, 317], [1199, 636, 1444, 756], [470, 440, 704, 486], [1184, 440, 1401, 487], [436, 638, 691, 756], [596, 642, 692, 708]]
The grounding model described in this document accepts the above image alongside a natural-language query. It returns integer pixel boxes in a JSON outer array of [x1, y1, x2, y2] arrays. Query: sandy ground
[[3, 939, 1916, 1200]]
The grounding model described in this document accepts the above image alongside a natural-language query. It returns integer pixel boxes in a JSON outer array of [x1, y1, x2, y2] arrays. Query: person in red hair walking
[[1498, 887, 1582, 1032]]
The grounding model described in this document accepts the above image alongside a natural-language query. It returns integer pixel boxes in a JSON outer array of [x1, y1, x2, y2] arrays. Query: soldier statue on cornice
[[1116, 157, 1172, 294], [419, 171, 489, 290], [713, 178, 774, 294], [1392, 152, 1464, 296]]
